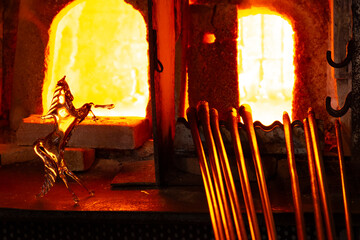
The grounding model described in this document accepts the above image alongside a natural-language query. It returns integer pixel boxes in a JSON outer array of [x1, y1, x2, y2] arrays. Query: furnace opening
[[237, 8, 295, 124], [42, 0, 149, 117]]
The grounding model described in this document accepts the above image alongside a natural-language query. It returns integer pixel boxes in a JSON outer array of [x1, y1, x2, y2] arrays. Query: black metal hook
[[153, 30, 164, 73], [156, 59, 164, 73], [326, 39, 354, 68], [326, 91, 352, 118]]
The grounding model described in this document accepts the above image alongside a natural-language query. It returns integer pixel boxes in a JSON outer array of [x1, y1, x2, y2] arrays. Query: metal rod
[[198, 102, 236, 240], [147, 0, 162, 185], [239, 104, 277, 240], [307, 108, 336, 240], [335, 119, 353, 240], [178, 0, 189, 118], [228, 108, 261, 240], [283, 112, 306, 240], [303, 118, 325, 240], [94, 104, 115, 109], [187, 107, 225, 240], [210, 108, 248, 240]]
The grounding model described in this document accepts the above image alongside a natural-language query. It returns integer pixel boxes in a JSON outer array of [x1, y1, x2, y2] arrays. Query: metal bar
[[187, 107, 225, 240], [177, 0, 189, 118], [283, 112, 306, 240], [198, 102, 236, 240], [335, 119, 353, 240], [147, 0, 161, 185], [239, 104, 277, 240], [210, 108, 248, 240], [307, 108, 336, 240], [228, 108, 261, 240], [303, 118, 325, 240], [94, 104, 115, 109]]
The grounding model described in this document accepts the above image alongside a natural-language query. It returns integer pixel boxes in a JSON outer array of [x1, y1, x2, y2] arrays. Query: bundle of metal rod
[[283, 112, 306, 240], [335, 119, 353, 240], [197, 102, 237, 240], [228, 108, 261, 239], [306, 108, 336, 239], [239, 104, 277, 240], [187, 107, 225, 240], [210, 108, 248, 240], [303, 118, 325, 240]]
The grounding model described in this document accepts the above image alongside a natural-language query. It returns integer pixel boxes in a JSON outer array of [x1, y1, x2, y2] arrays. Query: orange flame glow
[[43, 0, 149, 117], [237, 8, 295, 124]]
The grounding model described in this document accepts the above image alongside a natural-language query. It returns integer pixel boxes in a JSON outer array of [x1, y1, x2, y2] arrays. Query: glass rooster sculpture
[[34, 76, 114, 204]]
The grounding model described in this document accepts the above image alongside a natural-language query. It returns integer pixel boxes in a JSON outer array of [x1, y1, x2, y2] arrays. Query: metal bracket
[[326, 91, 352, 117], [326, 39, 354, 68]]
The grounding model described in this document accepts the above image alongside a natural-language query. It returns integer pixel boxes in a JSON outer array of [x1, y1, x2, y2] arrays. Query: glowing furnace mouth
[[237, 8, 295, 124], [42, 0, 149, 118]]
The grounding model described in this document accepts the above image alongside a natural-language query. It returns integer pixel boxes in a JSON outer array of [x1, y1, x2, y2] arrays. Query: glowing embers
[[43, 0, 149, 117], [237, 8, 295, 124]]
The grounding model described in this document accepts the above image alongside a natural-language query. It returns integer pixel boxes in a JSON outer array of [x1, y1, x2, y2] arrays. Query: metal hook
[[156, 59, 164, 73], [152, 30, 164, 73], [326, 91, 352, 118], [326, 39, 354, 68]]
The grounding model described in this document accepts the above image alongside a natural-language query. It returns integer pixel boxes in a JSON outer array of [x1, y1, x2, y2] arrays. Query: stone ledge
[[64, 148, 95, 172], [0, 144, 37, 165], [16, 115, 151, 150], [0, 144, 94, 171], [111, 160, 156, 187]]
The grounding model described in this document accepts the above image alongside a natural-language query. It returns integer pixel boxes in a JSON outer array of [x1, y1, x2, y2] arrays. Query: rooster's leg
[[59, 170, 79, 204], [65, 169, 95, 196], [34, 141, 57, 198]]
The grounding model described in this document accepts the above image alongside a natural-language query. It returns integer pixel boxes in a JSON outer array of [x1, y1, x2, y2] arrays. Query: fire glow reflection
[[237, 8, 295, 124], [43, 0, 149, 117]]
